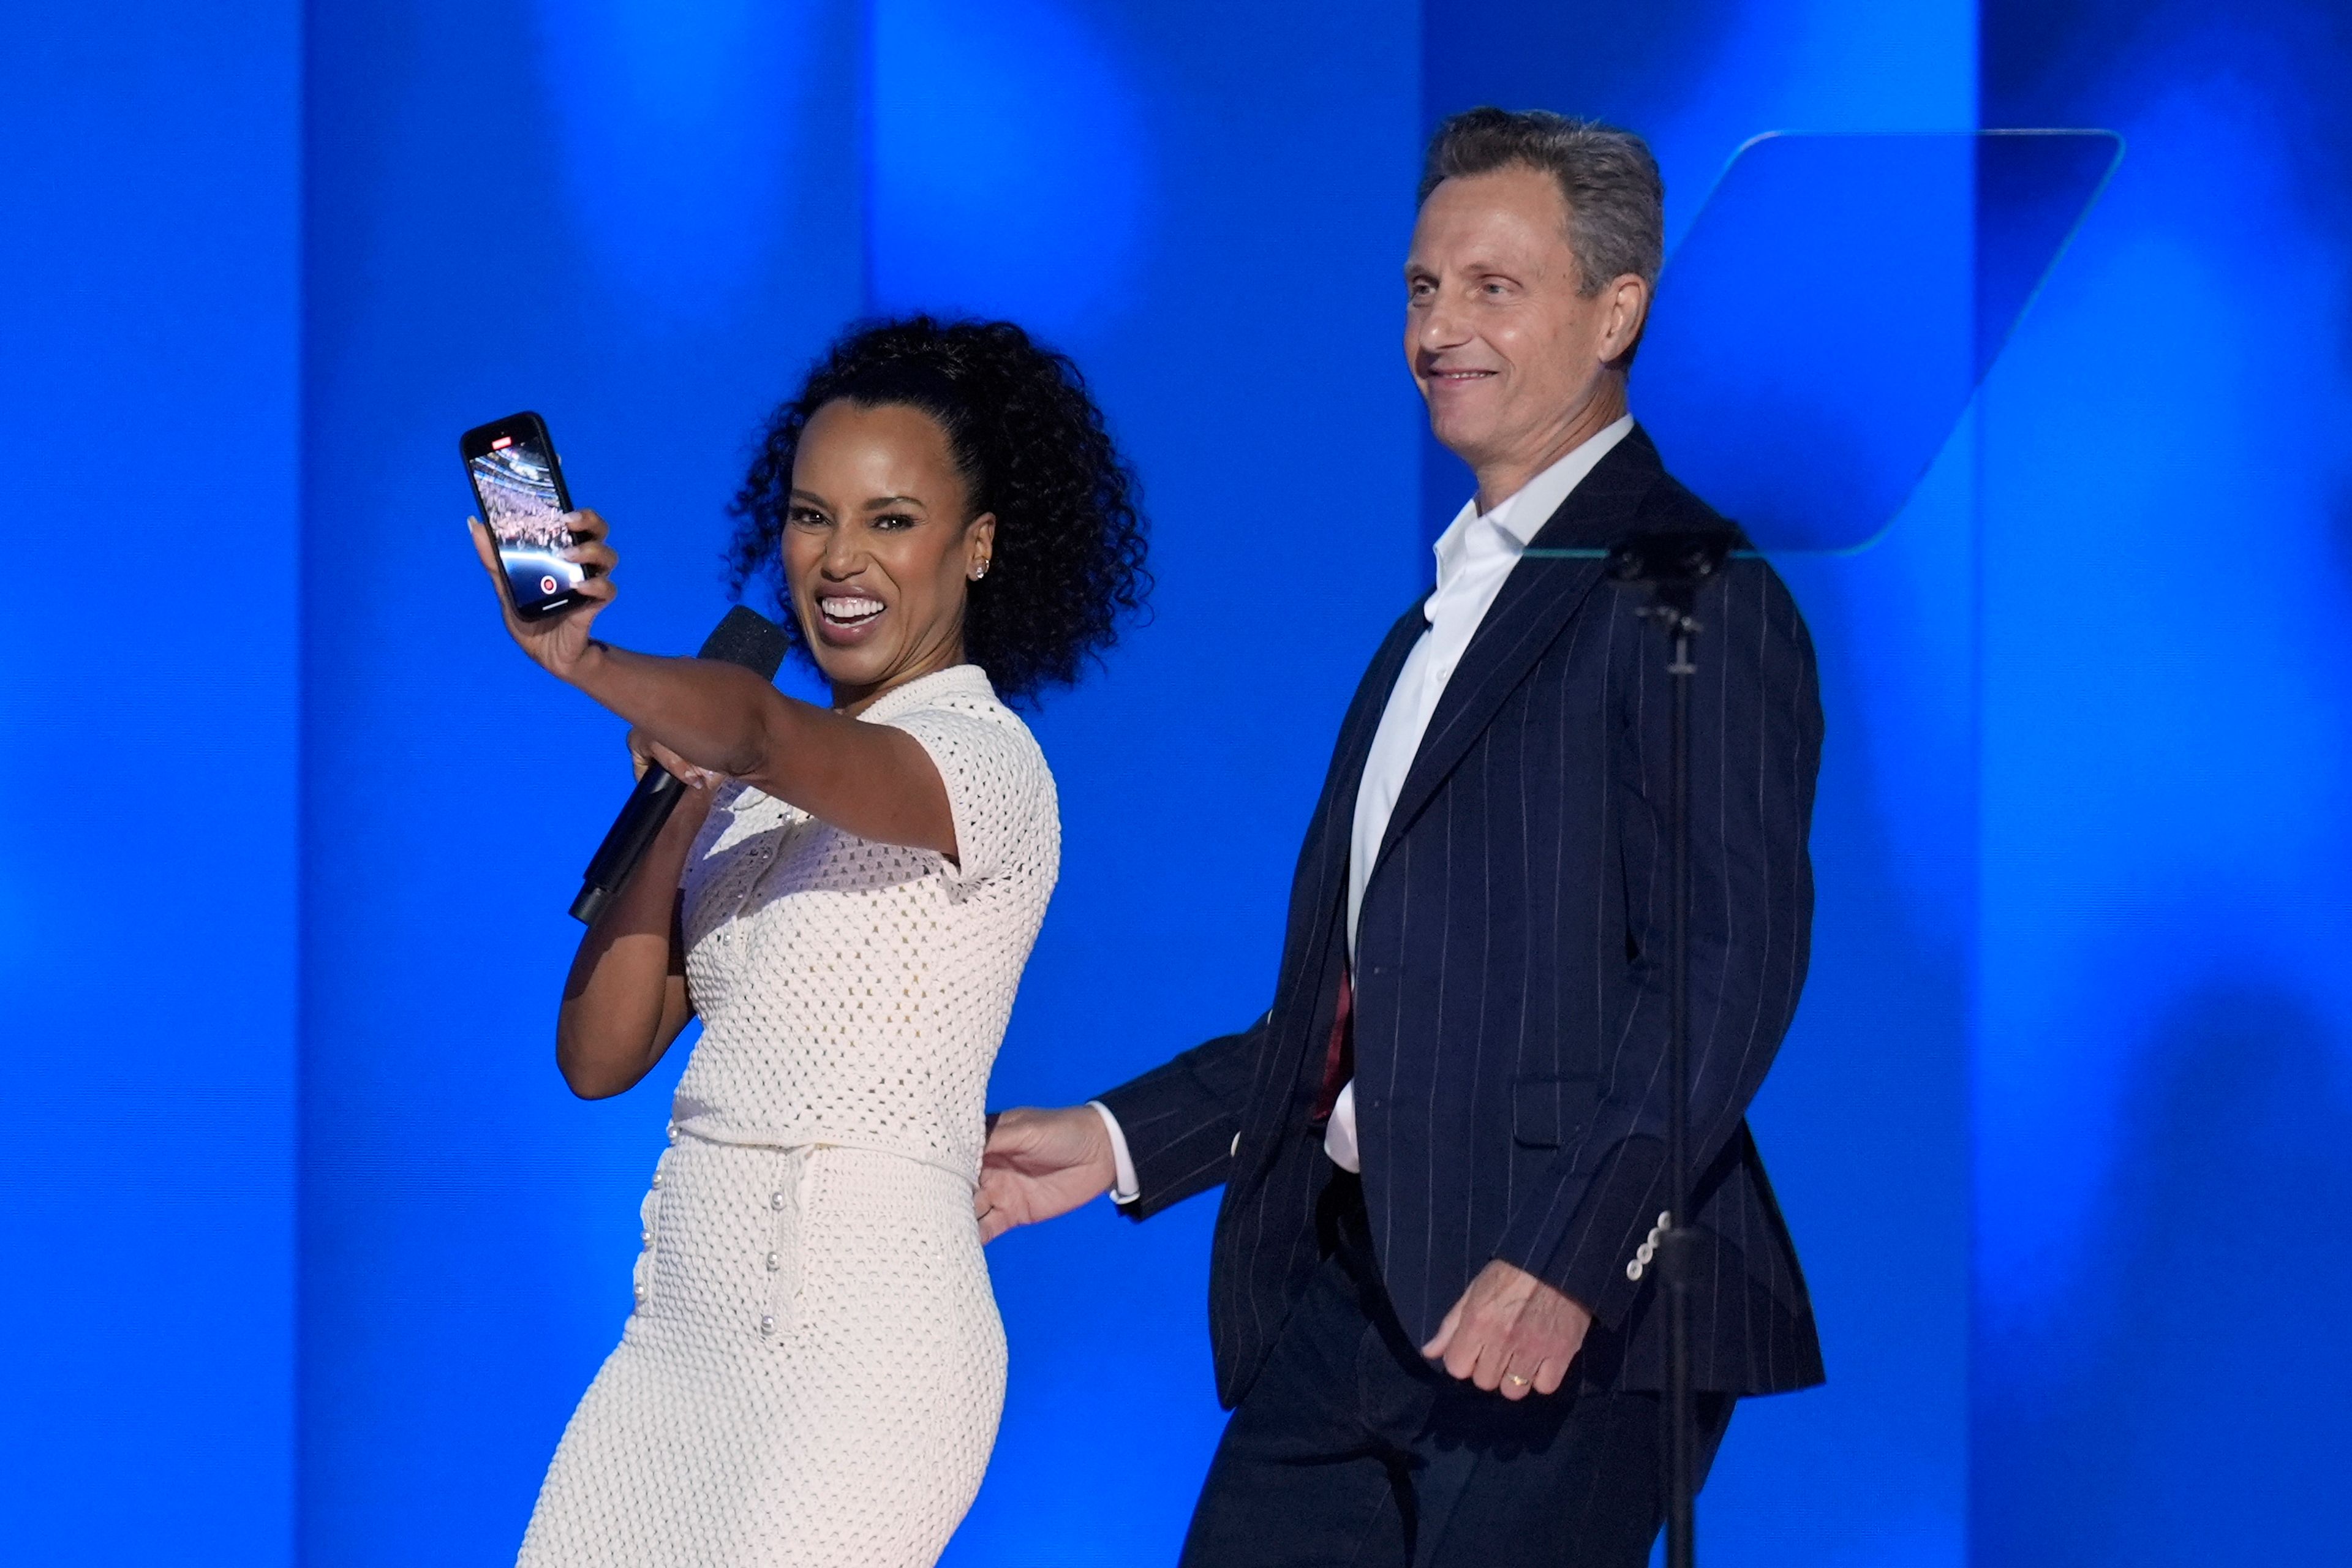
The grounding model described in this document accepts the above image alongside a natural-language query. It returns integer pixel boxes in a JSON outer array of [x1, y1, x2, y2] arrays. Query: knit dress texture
[[517, 665, 1059, 1567]]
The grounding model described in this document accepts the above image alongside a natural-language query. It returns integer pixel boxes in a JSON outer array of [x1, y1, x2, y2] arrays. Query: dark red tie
[[1311, 963, 1354, 1124]]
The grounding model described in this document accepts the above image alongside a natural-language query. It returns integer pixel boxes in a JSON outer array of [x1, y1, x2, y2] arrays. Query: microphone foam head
[[696, 605, 790, 680]]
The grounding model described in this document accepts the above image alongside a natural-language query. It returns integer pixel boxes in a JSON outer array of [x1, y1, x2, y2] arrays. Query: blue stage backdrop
[[11, 2, 2352, 1565], [0, 4, 301, 1564], [1976, 0, 2352, 1561]]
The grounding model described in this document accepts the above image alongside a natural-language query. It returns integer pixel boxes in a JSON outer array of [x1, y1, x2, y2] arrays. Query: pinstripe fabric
[[1098, 428, 1825, 1408]]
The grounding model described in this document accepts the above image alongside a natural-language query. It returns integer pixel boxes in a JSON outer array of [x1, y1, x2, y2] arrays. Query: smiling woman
[[469, 312, 1151, 1567], [727, 314, 1151, 704]]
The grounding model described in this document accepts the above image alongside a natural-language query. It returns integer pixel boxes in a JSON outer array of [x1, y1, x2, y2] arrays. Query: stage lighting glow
[[868, 0, 1151, 339], [530, 0, 820, 315]]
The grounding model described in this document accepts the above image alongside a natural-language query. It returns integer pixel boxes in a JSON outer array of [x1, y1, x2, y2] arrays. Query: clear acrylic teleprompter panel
[[1575, 130, 2123, 557]]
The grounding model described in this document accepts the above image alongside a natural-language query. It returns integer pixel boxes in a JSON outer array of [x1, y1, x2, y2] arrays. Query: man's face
[[1404, 165, 1639, 478]]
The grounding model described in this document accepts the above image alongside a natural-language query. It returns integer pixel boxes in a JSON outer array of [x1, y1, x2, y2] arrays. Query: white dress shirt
[[1095, 414, 1635, 1201]]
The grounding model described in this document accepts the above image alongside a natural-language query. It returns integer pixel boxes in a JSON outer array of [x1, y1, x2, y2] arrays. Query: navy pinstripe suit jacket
[[1098, 426, 1825, 1408]]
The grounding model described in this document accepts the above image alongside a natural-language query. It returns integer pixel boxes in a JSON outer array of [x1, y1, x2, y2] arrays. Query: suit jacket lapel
[[1373, 426, 1665, 871], [1299, 601, 1428, 925], [1235, 599, 1427, 1154]]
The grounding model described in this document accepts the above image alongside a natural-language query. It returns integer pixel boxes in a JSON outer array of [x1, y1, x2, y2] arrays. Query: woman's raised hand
[[467, 508, 620, 684]]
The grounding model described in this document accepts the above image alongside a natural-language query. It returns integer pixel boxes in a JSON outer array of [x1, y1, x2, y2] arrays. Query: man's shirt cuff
[[1087, 1100, 1141, 1205]]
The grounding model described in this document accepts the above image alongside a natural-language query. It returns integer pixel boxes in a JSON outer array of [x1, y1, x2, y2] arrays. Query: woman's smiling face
[[783, 399, 995, 708]]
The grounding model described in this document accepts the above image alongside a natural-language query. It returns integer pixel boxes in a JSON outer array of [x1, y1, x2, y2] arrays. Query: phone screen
[[468, 425, 584, 616]]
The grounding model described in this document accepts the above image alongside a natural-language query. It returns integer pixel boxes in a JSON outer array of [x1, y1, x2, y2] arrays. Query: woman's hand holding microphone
[[627, 726, 726, 840]]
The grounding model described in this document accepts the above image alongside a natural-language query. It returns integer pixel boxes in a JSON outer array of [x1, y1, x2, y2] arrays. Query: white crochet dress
[[518, 665, 1059, 1567]]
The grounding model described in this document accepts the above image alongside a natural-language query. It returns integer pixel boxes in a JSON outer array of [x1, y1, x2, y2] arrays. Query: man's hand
[[975, 1106, 1118, 1242], [1422, 1259, 1593, 1400]]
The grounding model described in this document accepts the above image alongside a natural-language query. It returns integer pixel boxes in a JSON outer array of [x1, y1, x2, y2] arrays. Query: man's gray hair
[[1419, 108, 1664, 297]]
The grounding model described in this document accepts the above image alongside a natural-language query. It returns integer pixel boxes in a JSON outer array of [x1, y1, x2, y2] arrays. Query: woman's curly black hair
[[726, 315, 1150, 703]]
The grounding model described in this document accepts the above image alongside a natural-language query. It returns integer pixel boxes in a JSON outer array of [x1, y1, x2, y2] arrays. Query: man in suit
[[977, 108, 1825, 1567]]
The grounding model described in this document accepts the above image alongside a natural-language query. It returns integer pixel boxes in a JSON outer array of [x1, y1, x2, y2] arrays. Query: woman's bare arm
[[467, 511, 954, 1091], [467, 509, 956, 859], [566, 643, 957, 858], [554, 754, 710, 1098]]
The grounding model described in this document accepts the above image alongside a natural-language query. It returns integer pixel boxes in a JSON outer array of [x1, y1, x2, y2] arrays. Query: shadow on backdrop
[[1979, 986, 2352, 1562]]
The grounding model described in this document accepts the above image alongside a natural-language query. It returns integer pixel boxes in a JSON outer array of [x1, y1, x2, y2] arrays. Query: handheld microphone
[[569, 606, 791, 925]]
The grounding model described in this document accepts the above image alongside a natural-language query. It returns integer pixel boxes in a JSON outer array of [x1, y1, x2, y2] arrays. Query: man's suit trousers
[[1178, 1167, 1733, 1568]]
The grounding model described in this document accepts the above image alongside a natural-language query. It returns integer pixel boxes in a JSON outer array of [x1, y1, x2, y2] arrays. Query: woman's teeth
[[819, 596, 885, 625]]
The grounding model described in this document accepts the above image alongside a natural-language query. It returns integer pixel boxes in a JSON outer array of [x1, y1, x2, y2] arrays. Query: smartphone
[[461, 410, 590, 620]]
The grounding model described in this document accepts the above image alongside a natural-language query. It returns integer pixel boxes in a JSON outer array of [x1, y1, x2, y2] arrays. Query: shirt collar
[[1429, 413, 1637, 592]]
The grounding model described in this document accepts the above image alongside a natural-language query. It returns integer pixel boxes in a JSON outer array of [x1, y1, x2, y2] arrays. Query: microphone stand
[[1606, 530, 1733, 1568]]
